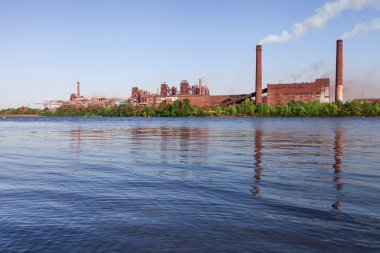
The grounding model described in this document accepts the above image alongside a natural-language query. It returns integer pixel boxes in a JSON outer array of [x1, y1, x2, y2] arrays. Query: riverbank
[[2, 114, 40, 118], [1, 99, 380, 118]]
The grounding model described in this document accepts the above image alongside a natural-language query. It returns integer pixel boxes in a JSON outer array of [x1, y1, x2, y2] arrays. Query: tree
[[343, 100, 362, 116], [215, 106, 222, 116], [229, 104, 238, 116], [256, 103, 271, 116]]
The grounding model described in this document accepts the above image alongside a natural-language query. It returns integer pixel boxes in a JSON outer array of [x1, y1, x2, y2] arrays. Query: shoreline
[[2, 115, 379, 119], [2, 114, 41, 118]]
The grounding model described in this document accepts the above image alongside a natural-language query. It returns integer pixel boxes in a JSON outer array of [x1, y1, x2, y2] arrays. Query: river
[[0, 117, 379, 252]]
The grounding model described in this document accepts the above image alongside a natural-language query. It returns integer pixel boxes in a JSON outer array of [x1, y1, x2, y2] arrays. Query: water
[[0, 117, 379, 252]]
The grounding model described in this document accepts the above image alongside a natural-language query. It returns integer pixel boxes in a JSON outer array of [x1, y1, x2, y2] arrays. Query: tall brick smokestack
[[77, 81, 80, 97], [255, 45, 262, 105], [335, 40, 343, 102]]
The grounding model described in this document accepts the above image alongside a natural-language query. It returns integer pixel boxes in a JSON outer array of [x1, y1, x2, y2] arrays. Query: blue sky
[[0, 0, 379, 108]]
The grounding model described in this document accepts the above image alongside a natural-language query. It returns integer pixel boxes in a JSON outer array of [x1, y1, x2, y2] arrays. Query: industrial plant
[[41, 82, 128, 108], [254, 40, 344, 106], [42, 39, 349, 109]]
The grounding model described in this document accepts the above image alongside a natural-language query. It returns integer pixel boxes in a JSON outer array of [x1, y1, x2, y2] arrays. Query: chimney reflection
[[332, 128, 343, 209], [251, 127, 263, 196]]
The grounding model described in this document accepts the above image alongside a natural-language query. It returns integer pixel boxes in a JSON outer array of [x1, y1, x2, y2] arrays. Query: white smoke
[[260, 0, 379, 45], [341, 17, 380, 39]]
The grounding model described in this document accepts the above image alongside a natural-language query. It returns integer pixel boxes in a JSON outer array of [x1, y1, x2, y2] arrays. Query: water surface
[[0, 117, 379, 252]]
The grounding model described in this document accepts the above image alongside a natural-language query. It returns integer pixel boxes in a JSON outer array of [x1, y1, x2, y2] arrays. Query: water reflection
[[130, 127, 152, 162], [2, 117, 380, 252], [250, 125, 346, 209], [159, 127, 171, 163], [129, 126, 209, 165], [70, 128, 82, 163], [178, 127, 191, 163], [332, 128, 343, 210], [251, 127, 263, 196]]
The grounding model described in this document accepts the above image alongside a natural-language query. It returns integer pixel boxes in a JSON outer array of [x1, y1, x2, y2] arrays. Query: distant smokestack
[[255, 45, 262, 105], [335, 40, 343, 102], [198, 78, 202, 95], [77, 81, 80, 97]]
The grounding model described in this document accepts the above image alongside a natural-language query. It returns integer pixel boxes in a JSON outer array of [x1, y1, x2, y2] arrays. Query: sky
[[0, 0, 379, 108]]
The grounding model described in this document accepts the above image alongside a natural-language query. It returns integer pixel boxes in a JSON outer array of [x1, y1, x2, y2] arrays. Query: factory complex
[[43, 39, 361, 109]]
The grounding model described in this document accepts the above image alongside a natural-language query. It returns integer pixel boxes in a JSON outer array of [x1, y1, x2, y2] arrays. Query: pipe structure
[[255, 45, 263, 105], [335, 40, 343, 102]]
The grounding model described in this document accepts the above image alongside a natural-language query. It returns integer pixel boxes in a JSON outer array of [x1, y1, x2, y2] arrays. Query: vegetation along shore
[[2, 99, 380, 118]]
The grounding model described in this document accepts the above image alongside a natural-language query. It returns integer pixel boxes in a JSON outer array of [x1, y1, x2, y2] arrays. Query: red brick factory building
[[267, 78, 330, 105]]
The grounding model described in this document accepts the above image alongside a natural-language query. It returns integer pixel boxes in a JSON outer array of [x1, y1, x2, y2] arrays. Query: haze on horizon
[[0, 0, 379, 109]]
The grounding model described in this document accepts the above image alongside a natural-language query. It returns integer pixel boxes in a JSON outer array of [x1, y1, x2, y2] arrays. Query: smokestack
[[77, 81, 80, 97], [255, 45, 262, 105], [198, 78, 202, 95], [335, 40, 343, 102]]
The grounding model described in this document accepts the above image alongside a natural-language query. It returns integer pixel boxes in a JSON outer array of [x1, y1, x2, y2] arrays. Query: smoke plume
[[320, 67, 380, 101], [259, 0, 379, 45], [286, 62, 329, 82], [341, 17, 380, 39], [344, 76, 380, 100]]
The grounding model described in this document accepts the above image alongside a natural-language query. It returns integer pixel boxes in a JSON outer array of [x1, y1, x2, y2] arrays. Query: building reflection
[[178, 127, 208, 164], [159, 127, 171, 163], [332, 128, 343, 210], [70, 128, 81, 144], [191, 127, 208, 164], [178, 127, 191, 163], [69, 128, 82, 163], [251, 127, 263, 196], [68, 128, 118, 163], [129, 126, 209, 165], [130, 127, 147, 162]]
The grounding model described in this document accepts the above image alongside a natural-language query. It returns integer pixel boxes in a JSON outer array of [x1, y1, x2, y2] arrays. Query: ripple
[[1, 117, 380, 252]]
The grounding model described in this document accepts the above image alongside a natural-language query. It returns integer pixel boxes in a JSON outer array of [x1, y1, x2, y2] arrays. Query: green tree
[[229, 104, 238, 117], [215, 106, 222, 116], [273, 104, 290, 117], [343, 100, 362, 116], [238, 98, 255, 116], [361, 101, 374, 117], [305, 101, 320, 117], [256, 103, 271, 116]]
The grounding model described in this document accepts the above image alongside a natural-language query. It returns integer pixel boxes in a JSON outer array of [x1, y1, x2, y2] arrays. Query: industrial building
[[64, 81, 127, 107], [267, 78, 330, 105], [69, 82, 84, 101], [129, 79, 254, 108], [254, 39, 345, 105], [42, 39, 346, 109], [41, 81, 128, 109], [68, 37, 344, 108]]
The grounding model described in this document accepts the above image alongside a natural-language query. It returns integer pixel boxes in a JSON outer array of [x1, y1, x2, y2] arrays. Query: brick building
[[267, 78, 330, 106]]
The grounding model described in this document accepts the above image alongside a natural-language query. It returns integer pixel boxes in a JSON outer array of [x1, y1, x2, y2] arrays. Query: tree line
[[2, 98, 380, 117]]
